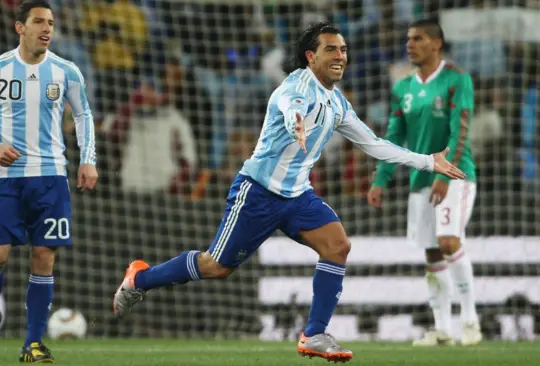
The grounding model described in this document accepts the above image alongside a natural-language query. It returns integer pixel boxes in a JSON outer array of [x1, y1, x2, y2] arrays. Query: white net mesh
[[1, 0, 539, 341]]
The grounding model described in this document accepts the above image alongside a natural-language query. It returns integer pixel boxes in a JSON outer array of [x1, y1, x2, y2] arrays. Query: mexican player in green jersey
[[368, 19, 482, 347]]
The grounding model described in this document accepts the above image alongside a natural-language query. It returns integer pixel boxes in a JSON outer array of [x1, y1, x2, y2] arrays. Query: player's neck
[[18, 43, 46, 65], [417, 57, 443, 82]]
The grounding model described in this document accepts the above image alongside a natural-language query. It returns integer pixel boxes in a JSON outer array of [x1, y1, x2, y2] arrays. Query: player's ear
[[434, 38, 442, 53], [15, 21, 25, 36], [305, 50, 315, 65]]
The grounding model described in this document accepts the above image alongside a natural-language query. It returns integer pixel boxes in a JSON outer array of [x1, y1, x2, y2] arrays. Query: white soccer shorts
[[406, 180, 476, 249]]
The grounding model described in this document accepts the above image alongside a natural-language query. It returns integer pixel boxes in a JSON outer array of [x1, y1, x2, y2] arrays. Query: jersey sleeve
[[336, 99, 433, 173], [65, 63, 97, 165], [372, 86, 408, 188], [276, 82, 311, 140], [435, 73, 474, 182]]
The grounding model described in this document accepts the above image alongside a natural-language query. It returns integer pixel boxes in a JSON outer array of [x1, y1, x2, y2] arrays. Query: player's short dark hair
[[16, 0, 52, 24], [409, 19, 446, 50], [283, 22, 342, 73]]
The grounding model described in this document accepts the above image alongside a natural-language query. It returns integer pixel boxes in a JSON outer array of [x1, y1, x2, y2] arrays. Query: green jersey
[[373, 61, 476, 191]]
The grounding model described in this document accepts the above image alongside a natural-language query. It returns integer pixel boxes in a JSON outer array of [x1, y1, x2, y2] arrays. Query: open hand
[[432, 147, 466, 180], [295, 112, 307, 153]]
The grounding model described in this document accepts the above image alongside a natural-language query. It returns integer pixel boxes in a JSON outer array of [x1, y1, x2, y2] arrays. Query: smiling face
[[406, 27, 441, 67], [16, 7, 55, 58], [306, 33, 348, 89]]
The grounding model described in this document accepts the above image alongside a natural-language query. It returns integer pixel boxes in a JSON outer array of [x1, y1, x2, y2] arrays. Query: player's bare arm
[[0, 144, 21, 167]]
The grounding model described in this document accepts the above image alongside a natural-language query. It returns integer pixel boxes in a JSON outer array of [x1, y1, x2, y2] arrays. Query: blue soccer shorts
[[0, 176, 72, 247], [208, 174, 340, 267]]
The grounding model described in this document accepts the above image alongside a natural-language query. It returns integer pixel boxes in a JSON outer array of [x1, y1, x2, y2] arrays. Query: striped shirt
[[240, 67, 434, 197], [0, 47, 96, 178]]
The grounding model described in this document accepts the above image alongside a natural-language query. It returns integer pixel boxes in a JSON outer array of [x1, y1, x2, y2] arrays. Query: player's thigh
[[0, 178, 25, 246], [407, 188, 438, 249], [23, 176, 72, 247], [435, 180, 476, 239], [208, 174, 287, 267], [280, 189, 342, 246]]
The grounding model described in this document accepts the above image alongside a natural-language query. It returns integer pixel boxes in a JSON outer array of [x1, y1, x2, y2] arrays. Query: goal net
[[1, 0, 539, 342]]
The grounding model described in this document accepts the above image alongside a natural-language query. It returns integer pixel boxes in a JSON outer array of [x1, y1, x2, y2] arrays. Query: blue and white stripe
[[240, 67, 347, 198], [187, 250, 201, 281], [211, 180, 252, 261], [316, 261, 346, 276], [0, 47, 96, 179], [29, 274, 54, 285]]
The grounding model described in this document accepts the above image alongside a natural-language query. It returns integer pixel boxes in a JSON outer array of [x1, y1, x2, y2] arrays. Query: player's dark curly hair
[[283, 22, 341, 73], [17, 0, 52, 24]]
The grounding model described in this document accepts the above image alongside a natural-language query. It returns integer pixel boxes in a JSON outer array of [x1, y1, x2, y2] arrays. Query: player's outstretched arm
[[336, 110, 465, 180], [65, 63, 98, 191]]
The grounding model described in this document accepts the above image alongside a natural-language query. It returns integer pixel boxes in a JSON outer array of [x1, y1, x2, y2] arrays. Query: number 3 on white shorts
[[44, 218, 70, 240]]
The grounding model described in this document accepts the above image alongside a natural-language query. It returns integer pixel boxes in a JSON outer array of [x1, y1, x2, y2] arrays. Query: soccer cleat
[[412, 330, 455, 347], [461, 321, 482, 346], [297, 332, 353, 363], [113, 260, 150, 318], [19, 342, 54, 363]]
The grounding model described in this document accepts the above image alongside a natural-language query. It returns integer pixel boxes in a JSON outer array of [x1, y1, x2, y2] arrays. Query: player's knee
[[320, 238, 351, 262], [437, 236, 461, 256], [425, 248, 444, 264], [30, 247, 56, 275], [0, 246, 10, 266], [197, 251, 234, 279]]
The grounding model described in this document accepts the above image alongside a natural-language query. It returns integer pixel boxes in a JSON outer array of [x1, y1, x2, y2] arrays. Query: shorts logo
[[46, 83, 60, 101], [235, 249, 248, 262]]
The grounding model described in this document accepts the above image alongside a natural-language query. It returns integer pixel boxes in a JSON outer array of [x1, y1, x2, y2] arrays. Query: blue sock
[[304, 260, 345, 337], [24, 274, 54, 348], [135, 250, 202, 290]]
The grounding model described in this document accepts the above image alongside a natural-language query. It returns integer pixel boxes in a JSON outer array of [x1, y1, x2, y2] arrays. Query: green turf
[[1, 339, 539, 365]]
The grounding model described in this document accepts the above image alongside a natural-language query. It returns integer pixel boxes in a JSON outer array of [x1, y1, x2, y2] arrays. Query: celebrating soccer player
[[0, 0, 98, 362], [114, 22, 464, 363], [368, 19, 481, 347]]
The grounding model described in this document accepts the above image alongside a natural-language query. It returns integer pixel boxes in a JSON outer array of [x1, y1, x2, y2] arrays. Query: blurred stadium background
[[0, 0, 539, 343]]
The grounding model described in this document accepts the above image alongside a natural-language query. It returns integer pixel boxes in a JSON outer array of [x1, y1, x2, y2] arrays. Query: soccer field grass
[[1, 339, 539, 365]]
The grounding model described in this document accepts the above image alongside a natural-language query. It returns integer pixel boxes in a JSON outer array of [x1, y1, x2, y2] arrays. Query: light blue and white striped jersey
[[240, 67, 434, 197], [0, 47, 95, 178]]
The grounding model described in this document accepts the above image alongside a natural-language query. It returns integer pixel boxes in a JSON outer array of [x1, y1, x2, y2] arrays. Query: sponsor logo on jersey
[[46, 83, 60, 101]]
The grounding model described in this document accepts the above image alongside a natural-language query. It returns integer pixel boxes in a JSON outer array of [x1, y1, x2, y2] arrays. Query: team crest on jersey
[[46, 83, 60, 101], [432, 96, 445, 117]]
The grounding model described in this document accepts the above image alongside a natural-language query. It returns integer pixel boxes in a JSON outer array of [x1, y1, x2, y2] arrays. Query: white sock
[[426, 261, 453, 335], [446, 248, 478, 324]]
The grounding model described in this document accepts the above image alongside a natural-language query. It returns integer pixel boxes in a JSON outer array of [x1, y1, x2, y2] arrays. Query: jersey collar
[[415, 60, 446, 85], [15, 46, 49, 66], [306, 66, 335, 98]]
